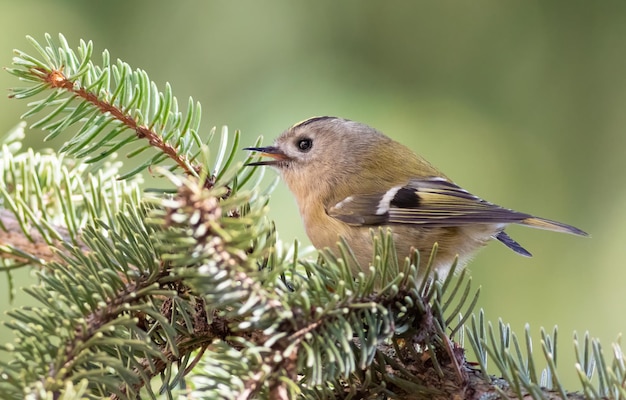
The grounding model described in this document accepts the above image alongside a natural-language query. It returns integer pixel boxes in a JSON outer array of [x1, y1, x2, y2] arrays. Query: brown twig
[[36, 67, 206, 181], [0, 209, 85, 264]]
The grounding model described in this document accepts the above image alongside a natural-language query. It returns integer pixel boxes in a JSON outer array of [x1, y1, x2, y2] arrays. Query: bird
[[245, 116, 588, 277]]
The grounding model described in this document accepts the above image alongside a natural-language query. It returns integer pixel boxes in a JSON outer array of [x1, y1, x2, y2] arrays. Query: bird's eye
[[297, 138, 312, 152]]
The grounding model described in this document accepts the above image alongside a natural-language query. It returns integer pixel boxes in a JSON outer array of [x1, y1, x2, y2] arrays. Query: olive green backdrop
[[1, 1, 624, 390]]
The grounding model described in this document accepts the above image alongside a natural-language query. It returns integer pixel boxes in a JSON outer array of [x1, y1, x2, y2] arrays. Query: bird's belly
[[307, 220, 502, 279]]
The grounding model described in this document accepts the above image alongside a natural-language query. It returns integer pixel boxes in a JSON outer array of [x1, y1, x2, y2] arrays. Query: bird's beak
[[244, 146, 290, 166]]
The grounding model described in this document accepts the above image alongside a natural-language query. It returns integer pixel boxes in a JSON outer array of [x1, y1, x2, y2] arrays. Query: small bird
[[245, 116, 587, 277]]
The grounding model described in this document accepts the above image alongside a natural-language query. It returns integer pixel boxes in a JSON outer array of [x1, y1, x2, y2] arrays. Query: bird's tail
[[519, 216, 588, 237]]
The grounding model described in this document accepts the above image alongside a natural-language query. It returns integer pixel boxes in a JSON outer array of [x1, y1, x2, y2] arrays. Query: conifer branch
[[6, 33, 217, 186], [0, 122, 140, 270], [31, 66, 201, 178]]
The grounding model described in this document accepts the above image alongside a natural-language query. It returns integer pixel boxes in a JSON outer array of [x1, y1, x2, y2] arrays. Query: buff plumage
[[246, 116, 587, 277]]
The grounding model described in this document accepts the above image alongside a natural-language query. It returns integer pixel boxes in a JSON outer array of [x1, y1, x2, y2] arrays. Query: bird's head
[[245, 116, 428, 203]]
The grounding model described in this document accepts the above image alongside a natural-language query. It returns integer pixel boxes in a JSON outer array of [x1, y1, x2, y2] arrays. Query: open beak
[[244, 146, 290, 166]]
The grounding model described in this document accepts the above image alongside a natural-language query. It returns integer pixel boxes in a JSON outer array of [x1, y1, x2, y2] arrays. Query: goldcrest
[[246, 116, 587, 276]]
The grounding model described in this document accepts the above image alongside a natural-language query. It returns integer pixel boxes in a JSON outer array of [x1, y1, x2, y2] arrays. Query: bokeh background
[[1, 1, 624, 390]]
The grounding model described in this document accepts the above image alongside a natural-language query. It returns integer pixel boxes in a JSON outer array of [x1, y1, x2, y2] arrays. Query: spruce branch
[[6, 33, 216, 185], [0, 156, 261, 399], [0, 121, 142, 275], [1, 31, 265, 271], [1, 34, 264, 395]]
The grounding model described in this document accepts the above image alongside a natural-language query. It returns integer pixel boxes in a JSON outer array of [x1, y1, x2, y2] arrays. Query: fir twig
[[6, 33, 213, 185]]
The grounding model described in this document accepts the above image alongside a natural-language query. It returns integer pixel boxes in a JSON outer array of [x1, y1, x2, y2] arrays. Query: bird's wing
[[327, 177, 532, 228], [327, 177, 587, 257]]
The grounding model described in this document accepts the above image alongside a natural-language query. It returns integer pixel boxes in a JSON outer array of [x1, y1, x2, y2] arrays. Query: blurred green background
[[1, 1, 624, 390]]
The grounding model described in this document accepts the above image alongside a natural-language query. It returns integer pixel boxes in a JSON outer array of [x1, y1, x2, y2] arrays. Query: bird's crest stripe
[[292, 116, 335, 129]]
